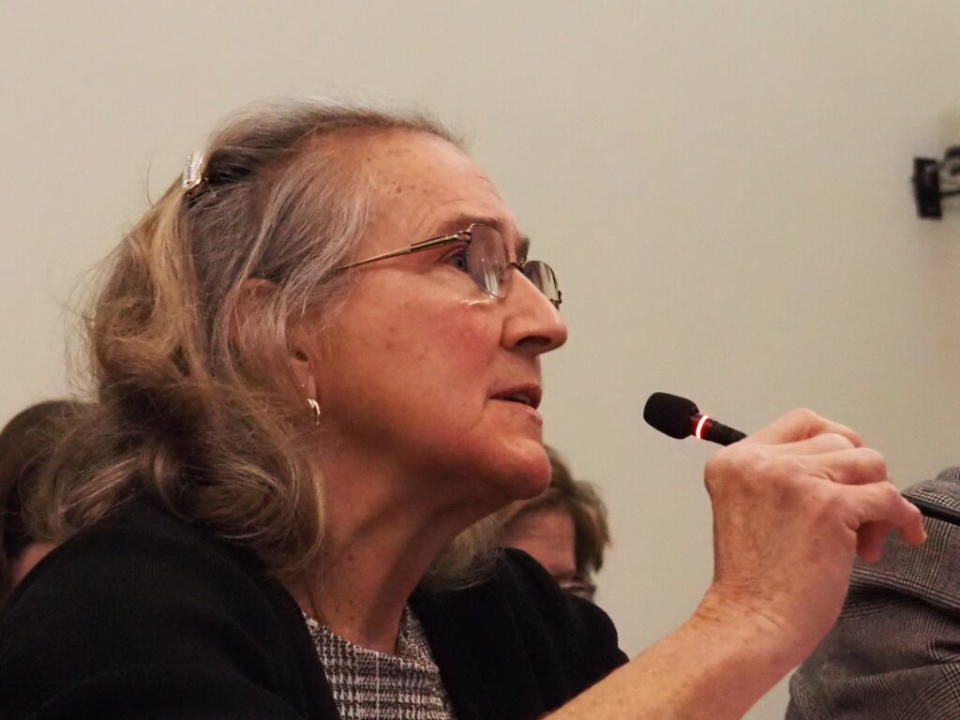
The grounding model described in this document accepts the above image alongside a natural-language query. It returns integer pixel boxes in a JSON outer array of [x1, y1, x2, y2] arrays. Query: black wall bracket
[[913, 146, 960, 219]]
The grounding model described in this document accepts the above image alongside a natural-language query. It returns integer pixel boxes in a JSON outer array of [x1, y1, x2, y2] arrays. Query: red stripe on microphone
[[695, 414, 710, 440]]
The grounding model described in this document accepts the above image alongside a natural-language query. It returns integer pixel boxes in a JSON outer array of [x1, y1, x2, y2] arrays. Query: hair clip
[[182, 151, 206, 192]]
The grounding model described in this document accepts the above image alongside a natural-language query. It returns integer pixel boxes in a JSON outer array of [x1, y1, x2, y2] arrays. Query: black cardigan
[[0, 498, 627, 719]]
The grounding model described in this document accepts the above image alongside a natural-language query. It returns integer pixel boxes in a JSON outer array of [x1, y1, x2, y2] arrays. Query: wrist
[[691, 588, 809, 679]]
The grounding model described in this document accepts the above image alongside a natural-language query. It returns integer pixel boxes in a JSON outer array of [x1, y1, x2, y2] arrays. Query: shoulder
[[6, 496, 277, 626], [788, 467, 960, 719], [413, 548, 626, 717], [903, 466, 960, 519], [0, 498, 318, 719], [843, 466, 960, 610]]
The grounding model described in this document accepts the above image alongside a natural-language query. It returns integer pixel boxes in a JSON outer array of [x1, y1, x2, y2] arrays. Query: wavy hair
[[29, 99, 500, 585], [0, 400, 89, 603]]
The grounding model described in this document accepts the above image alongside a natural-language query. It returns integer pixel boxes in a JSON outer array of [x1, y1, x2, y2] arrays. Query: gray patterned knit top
[[304, 608, 456, 720]]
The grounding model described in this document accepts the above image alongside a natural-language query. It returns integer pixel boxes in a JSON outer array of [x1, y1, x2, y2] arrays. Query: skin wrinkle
[[283, 129, 565, 651]]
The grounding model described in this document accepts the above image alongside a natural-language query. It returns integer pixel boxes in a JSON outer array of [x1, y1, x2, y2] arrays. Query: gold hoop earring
[[307, 398, 321, 427]]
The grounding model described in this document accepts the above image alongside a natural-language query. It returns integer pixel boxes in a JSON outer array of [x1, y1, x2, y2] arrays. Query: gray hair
[[31, 99, 497, 585]]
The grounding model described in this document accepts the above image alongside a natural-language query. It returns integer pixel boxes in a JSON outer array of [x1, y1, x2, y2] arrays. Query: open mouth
[[492, 387, 542, 410]]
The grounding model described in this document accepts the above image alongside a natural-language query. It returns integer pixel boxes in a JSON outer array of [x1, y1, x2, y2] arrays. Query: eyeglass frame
[[334, 222, 562, 307], [558, 576, 598, 603]]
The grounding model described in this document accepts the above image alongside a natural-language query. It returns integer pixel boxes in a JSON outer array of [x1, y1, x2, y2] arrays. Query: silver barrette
[[182, 150, 206, 192]]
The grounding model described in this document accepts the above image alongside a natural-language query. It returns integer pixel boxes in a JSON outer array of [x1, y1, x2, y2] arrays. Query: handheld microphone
[[642, 392, 960, 528], [643, 392, 747, 446]]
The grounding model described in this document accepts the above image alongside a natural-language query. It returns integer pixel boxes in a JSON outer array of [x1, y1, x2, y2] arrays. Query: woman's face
[[300, 130, 567, 508]]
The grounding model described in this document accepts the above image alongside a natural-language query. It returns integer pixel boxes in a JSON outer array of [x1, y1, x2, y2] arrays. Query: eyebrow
[[432, 213, 503, 236], [431, 214, 531, 258]]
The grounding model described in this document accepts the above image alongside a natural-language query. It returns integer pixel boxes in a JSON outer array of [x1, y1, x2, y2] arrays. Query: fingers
[[844, 482, 927, 560], [762, 433, 858, 457], [709, 436, 924, 562], [745, 408, 864, 448], [805, 447, 888, 485], [855, 521, 890, 562], [714, 443, 887, 487], [772, 444, 924, 558], [712, 409, 927, 570]]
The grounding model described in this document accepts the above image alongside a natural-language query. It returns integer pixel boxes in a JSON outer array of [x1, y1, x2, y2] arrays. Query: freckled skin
[[297, 130, 567, 514]]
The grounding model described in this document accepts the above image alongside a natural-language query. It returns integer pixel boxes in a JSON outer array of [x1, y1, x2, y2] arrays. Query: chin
[[491, 442, 552, 501], [432, 437, 551, 506]]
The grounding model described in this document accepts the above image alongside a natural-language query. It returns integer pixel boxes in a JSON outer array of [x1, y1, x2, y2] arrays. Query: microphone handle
[[692, 414, 747, 446]]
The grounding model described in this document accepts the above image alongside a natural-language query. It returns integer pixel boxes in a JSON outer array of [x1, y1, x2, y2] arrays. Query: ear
[[285, 305, 320, 403], [289, 341, 318, 402], [232, 278, 318, 400]]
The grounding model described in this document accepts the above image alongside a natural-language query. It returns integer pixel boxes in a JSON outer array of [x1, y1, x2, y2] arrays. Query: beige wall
[[2, 1, 960, 716]]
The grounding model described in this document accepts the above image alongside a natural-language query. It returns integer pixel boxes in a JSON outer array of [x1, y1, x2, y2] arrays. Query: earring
[[307, 398, 321, 427]]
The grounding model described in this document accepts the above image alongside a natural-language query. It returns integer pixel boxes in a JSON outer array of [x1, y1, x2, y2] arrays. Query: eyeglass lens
[[467, 225, 561, 306], [522, 261, 560, 306], [559, 578, 597, 602], [469, 224, 505, 297]]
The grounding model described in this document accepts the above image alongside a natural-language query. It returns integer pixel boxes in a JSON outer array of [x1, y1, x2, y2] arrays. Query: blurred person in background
[[499, 445, 609, 602], [0, 400, 87, 603]]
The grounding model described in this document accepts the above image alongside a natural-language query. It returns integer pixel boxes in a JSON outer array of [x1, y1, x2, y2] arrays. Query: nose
[[501, 267, 568, 355]]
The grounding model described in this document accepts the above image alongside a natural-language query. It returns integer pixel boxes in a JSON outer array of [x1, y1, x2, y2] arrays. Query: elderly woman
[[0, 100, 925, 719]]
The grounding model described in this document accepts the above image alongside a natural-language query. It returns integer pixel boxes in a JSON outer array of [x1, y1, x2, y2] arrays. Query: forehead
[[502, 507, 577, 575], [355, 130, 520, 248]]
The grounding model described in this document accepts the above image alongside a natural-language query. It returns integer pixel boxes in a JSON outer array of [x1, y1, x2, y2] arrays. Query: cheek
[[370, 290, 499, 372], [427, 303, 501, 378], [327, 292, 502, 419], [372, 301, 502, 434]]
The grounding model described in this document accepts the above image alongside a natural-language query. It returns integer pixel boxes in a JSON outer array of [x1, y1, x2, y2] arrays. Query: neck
[[291, 448, 501, 654]]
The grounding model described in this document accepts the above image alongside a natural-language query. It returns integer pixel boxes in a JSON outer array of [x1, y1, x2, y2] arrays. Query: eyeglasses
[[335, 223, 562, 307], [558, 576, 597, 603]]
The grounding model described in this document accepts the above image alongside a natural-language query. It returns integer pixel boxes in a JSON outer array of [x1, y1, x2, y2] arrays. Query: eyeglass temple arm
[[336, 233, 465, 271]]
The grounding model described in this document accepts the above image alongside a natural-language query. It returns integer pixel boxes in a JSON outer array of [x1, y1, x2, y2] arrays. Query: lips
[[491, 385, 542, 410]]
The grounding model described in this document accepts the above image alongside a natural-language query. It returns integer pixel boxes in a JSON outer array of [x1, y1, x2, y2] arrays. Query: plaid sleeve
[[788, 470, 960, 720]]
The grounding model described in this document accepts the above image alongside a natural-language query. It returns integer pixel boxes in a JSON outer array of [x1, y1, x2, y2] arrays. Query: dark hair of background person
[[503, 446, 611, 580], [0, 401, 87, 603]]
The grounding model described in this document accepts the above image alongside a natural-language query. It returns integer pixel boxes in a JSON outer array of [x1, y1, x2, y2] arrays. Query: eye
[[442, 245, 470, 273]]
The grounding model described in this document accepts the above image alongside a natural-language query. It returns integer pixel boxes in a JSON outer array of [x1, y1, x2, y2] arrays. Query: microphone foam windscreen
[[643, 392, 699, 439]]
